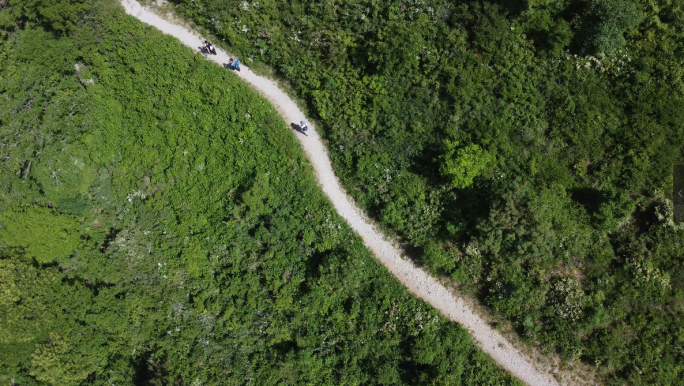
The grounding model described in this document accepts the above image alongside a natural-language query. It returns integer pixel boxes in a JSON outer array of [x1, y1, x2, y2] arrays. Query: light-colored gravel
[[120, 1, 561, 384]]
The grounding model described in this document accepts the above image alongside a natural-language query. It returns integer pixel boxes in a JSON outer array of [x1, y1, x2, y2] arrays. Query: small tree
[[30, 333, 95, 386], [439, 141, 494, 189], [581, 0, 643, 54]]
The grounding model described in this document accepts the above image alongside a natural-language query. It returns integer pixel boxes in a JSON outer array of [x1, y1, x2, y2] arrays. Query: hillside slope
[[121, 0, 560, 384], [0, 1, 519, 385], [167, 0, 684, 384]]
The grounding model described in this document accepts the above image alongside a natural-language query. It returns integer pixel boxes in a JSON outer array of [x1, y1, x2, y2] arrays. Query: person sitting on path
[[230, 57, 240, 71], [204, 40, 216, 55]]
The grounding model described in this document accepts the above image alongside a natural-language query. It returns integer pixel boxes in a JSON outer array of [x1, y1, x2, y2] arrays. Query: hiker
[[299, 121, 308, 132], [204, 40, 216, 55], [230, 57, 240, 71]]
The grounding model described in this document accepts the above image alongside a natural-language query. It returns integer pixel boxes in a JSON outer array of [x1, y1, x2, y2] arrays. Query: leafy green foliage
[[581, 0, 644, 54], [0, 207, 81, 264], [0, 2, 520, 385], [10, 0, 97, 32], [440, 141, 493, 189], [30, 333, 98, 386], [173, 0, 684, 382]]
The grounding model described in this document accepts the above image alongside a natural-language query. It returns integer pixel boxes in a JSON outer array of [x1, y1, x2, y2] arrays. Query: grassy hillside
[[170, 0, 684, 384], [0, 1, 519, 385]]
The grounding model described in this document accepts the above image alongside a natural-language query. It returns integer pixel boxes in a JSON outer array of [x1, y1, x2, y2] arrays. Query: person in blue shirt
[[230, 58, 240, 71]]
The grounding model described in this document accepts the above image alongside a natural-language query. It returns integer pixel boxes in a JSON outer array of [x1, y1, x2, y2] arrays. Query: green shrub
[[439, 141, 494, 189], [0, 207, 81, 264], [581, 0, 644, 54]]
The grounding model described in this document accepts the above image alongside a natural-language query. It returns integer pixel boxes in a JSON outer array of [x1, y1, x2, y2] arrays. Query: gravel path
[[121, 1, 561, 384]]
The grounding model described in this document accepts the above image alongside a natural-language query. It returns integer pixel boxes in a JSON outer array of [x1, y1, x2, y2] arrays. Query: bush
[[581, 0, 644, 54], [439, 141, 494, 189]]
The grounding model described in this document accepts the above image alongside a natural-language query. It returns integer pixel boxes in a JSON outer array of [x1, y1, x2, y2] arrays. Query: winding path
[[121, 1, 560, 385]]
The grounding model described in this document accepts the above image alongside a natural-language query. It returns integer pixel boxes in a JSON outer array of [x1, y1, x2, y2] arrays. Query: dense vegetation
[[0, 1, 520, 385], [171, 0, 684, 384]]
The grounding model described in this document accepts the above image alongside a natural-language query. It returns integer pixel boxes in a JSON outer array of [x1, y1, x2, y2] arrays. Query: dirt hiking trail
[[120, 1, 561, 384]]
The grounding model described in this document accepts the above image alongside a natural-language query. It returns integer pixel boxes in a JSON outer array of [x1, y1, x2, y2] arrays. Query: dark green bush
[[581, 0, 643, 54]]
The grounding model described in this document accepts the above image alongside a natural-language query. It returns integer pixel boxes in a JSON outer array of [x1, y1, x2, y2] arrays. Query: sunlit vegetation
[[0, 0, 522, 384], [172, 0, 684, 383]]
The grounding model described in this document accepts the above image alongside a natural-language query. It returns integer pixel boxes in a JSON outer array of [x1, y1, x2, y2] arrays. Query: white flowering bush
[[549, 277, 585, 321], [654, 199, 684, 230], [627, 255, 671, 293]]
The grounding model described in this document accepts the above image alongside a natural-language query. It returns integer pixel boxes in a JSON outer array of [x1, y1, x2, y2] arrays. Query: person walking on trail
[[299, 121, 308, 132]]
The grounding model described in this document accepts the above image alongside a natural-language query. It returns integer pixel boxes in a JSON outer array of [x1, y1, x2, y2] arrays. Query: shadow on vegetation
[[482, 0, 529, 17], [631, 201, 659, 235], [399, 359, 436, 384], [272, 340, 298, 357], [100, 228, 122, 253], [569, 187, 606, 215], [563, 0, 592, 55], [402, 244, 426, 267], [132, 353, 168, 386], [304, 249, 328, 282], [446, 182, 497, 236]]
